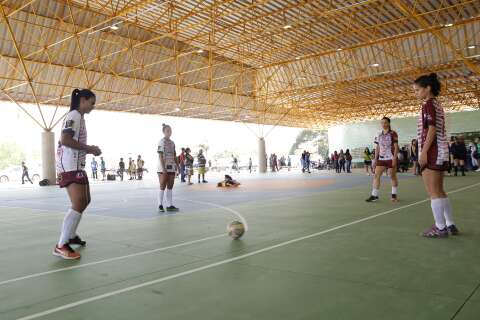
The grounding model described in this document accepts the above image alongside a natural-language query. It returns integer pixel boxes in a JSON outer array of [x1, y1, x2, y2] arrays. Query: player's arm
[[61, 133, 100, 155], [392, 142, 399, 167], [158, 152, 166, 172], [419, 125, 436, 166], [174, 150, 180, 174]]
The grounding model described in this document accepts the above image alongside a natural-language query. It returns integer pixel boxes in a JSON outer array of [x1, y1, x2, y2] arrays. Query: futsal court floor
[[0, 170, 479, 320]]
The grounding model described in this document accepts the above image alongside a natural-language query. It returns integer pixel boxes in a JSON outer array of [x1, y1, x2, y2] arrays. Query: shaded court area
[[0, 172, 479, 320]]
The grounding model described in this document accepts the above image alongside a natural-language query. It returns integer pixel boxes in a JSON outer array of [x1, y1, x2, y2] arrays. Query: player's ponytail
[[414, 73, 441, 96], [162, 123, 171, 133], [70, 88, 95, 111]]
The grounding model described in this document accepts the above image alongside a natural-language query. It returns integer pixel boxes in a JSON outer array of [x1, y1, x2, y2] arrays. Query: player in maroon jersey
[[414, 73, 458, 238]]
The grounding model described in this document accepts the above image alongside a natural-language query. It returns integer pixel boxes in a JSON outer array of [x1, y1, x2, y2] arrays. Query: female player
[[54, 89, 101, 260], [157, 124, 179, 212], [414, 73, 458, 237], [366, 117, 399, 202]]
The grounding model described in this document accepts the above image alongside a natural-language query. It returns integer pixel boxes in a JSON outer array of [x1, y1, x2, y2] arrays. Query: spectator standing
[[345, 149, 352, 173], [21, 161, 33, 184], [118, 158, 125, 181], [137, 155, 144, 180], [197, 149, 208, 183], [100, 157, 106, 181], [91, 158, 98, 180]]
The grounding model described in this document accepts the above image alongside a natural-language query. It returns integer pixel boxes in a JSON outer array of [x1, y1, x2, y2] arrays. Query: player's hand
[[88, 145, 102, 156], [419, 153, 427, 167]]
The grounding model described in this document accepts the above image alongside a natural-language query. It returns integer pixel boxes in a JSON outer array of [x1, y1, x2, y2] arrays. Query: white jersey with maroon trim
[[374, 130, 398, 161], [56, 110, 87, 173], [157, 137, 177, 173]]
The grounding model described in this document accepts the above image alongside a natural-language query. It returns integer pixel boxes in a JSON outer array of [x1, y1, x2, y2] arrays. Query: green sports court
[[1, 1, 480, 320], [1, 173, 480, 319]]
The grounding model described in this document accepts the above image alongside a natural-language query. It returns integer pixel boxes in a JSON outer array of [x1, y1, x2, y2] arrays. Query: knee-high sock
[[58, 209, 81, 246], [392, 186, 398, 195], [461, 165, 465, 175], [70, 209, 82, 238], [431, 199, 446, 230], [166, 188, 173, 207], [442, 198, 455, 227], [158, 189, 165, 206]]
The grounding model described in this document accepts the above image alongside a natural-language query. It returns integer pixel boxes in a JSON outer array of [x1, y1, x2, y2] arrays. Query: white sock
[[158, 189, 165, 207], [58, 209, 81, 246], [442, 198, 455, 227], [166, 189, 173, 207], [70, 209, 82, 239], [372, 188, 379, 197], [392, 186, 398, 195], [431, 199, 446, 230]]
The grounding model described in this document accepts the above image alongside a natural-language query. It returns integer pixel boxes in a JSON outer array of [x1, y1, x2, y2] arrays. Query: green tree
[[289, 130, 328, 155], [0, 142, 25, 170]]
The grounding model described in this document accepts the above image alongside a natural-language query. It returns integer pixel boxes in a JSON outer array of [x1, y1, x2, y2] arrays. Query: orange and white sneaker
[[53, 244, 81, 260]]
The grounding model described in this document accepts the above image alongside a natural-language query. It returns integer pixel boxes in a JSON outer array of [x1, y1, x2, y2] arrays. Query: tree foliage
[[0, 142, 25, 170]]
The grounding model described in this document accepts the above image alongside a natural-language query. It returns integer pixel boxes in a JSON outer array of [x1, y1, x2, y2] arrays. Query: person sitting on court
[[217, 174, 240, 187]]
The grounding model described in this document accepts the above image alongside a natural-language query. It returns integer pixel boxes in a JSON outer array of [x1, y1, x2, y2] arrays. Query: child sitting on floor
[[217, 174, 240, 187]]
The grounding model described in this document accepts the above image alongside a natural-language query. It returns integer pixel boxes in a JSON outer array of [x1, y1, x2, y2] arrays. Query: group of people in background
[[178, 148, 210, 185], [300, 151, 311, 173], [329, 149, 353, 173], [88, 155, 145, 182]]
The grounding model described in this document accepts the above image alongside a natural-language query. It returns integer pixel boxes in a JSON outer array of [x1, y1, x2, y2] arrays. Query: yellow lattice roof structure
[[0, 0, 479, 129]]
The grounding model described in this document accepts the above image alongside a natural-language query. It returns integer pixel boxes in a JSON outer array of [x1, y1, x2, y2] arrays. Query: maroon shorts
[[376, 159, 393, 168], [59, 170, 89, 188], [421, 146, 449, 172], [421, 161, 449, 172], [157, 172, 176, 176]]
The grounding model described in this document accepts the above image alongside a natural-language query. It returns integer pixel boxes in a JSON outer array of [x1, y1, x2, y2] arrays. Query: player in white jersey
[[414, 73, 458, 238], [366, 117, 399, 202], [157, 124, 179, 212], [54, 89, 101, 260]]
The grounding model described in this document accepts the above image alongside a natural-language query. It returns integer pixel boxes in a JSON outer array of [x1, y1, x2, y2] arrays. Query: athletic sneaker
[[365, 195, 379, 202], [53, 244, 81, 260], [202, 180, 208, 183], [158, 205, 165, 213], [447, 224, 460, 235], [69, 235, 86, 246], [166, 206, 179, 212], [421, 225, 449, 238], [391, 194, 399, 202]]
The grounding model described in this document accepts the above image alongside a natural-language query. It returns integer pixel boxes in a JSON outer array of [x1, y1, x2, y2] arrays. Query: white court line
[[177, 198, 249, 231], [15, 181, 480, 320], [0, 234, 225, 287], [0, 205, 154, 222]]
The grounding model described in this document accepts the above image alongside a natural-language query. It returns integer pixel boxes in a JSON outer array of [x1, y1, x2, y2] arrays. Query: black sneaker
[[447, 224, 460, 235], [69, 235, 86, 246], [365, 195, 379, 202], [202, 180, 208, 183], [391, 194, 399, 202], [166, 206, 179, 212], [158, 205, 165, 213]]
